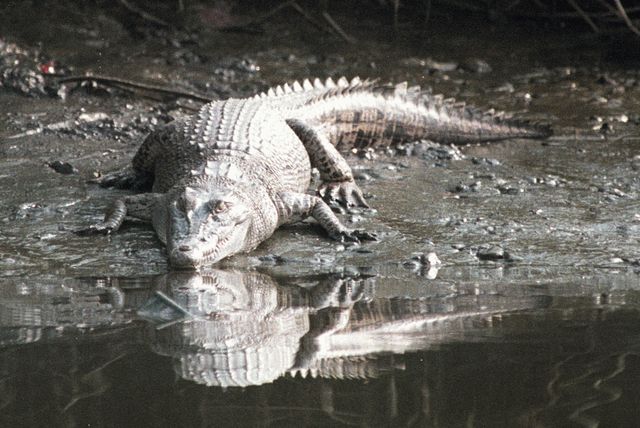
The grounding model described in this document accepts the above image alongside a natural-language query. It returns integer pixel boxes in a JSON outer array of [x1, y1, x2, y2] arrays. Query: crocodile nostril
[[179, 245, 192, 252]]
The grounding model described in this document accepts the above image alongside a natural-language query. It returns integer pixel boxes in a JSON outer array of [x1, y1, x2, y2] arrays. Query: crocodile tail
[[290, 77, 552, 150]]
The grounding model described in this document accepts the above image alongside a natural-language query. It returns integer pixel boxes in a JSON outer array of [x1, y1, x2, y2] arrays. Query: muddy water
[[1, 3, 640, 427]]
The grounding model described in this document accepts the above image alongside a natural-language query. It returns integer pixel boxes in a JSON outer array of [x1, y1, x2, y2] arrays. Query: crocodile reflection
[[140, 269, 547, 387], [0, 278, 127, 346]]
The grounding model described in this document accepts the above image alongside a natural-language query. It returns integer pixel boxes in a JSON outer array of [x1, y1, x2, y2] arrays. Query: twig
[[435, 0, 483, 13], [566, 0, 600, 33], [53, 75, 214, 103], [594, 0, 619, 16], [252, 0, 295, 25], [322, 11, 357, 44], [232, 0, 355, 42], [613, 0, 640, 36], [118, 0, 171, 28], [530, 0, 550, 12], [393, 0, 399, 29], [505, 0, 523, 12], [423, 0, 432, 34], [289, 1, 331, 32]]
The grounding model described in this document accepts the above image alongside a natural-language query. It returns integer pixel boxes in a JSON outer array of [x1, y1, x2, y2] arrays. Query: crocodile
[[79, 77, 552, 268]]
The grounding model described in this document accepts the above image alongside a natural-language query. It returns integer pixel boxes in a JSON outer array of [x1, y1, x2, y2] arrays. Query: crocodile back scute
[[149, 97, 312, 195]]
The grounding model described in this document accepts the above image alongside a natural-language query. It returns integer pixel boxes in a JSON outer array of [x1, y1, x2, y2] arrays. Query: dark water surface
[[2, 2, 640, 427]]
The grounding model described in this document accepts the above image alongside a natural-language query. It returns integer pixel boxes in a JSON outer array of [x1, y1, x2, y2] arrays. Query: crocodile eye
[[211, 200, 228, 214]]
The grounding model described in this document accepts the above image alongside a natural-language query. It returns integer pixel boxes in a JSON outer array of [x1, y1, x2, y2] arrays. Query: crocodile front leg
[[77, 193, 165, 235], [286, 119, 369, 208], [90, 166, 154, 191], [276, 192, 375, 242]]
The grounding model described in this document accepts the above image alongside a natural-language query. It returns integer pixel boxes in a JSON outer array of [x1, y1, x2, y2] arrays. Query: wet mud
[[1, 1, 640, 427]]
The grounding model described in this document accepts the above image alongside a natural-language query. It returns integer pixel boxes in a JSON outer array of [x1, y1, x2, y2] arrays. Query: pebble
[[477, 246, 504, 260], [498, 186, 524, 195], [472, 157, 501, 166], [421, 252, 441, 266], [77, 112, 109, 122]]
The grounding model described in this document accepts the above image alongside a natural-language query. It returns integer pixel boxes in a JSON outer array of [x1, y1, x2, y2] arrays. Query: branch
[[53, 75, 214, 103], [613, 0, 640, 36], [566, 0, 600, 33], [118, 0, 171, 28]]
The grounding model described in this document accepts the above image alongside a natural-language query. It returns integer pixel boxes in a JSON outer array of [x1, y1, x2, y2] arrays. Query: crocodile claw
[[89, 167, 151, 191], [319, 180, 369, 208], [331, 229, 377, 243], [74, 223, 115, 236], [75, 199, 126, 237]]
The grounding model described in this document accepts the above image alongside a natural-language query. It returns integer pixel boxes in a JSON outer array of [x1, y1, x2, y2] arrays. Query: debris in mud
[[452, 181, 484, 194], [472, 157, 501, 166], [0, 67, 47, 97], [498, 185, 525, 195], [598, 186, 626, 198], [458, 58, 492, 74], [401, 141, 465, 161], [492, 82, 515, 93], [594, 121, 614, 135], [216, 57, 260, 74], [0, 38, 67, 98], [399, 57, 458, 73], [8, 108, 173, 142], [9, 202, 46, 221]]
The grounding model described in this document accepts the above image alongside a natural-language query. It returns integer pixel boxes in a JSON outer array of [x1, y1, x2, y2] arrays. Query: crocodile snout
[[169, 245, 204, 269]]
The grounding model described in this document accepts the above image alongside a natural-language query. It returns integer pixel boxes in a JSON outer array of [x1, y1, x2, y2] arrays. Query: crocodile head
[[160, 186, 253, 269]]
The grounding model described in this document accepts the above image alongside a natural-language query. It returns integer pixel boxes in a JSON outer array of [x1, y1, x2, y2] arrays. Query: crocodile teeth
[[292, 81, 303, 92]]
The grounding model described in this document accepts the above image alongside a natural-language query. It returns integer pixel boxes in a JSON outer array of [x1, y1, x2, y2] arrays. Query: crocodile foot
[[88, 167, 151, 191], [75, 223, 116, 236], [75, 199, 127, 236], [330, 229, 377, 243], [318, 180, 369, 208]]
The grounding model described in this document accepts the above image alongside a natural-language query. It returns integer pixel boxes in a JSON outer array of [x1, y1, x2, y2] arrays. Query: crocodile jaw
[[162, 186, 253, 269], [167, 225, 250, 269]]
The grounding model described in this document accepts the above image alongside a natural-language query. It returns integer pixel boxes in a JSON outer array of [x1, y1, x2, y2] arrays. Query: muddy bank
[[1, 1, 639, 287], [1, 0, 639, 308]]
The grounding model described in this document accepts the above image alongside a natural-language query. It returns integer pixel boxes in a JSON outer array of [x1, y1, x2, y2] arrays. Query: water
[[1, 2, 640, 426]]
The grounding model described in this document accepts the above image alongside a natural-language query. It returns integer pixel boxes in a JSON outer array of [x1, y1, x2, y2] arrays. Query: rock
[[48, 160, 76, 175]]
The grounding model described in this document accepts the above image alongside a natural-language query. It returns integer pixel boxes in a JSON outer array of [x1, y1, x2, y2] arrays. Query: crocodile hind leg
[[286, 119, 369, 208], [92, 119, 185, 191], [276, 192, 376, 242], [76, 193, 165, 235]]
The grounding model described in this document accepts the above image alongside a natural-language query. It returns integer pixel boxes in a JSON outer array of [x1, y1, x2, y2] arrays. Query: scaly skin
[[79, 77, 552, 268]]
